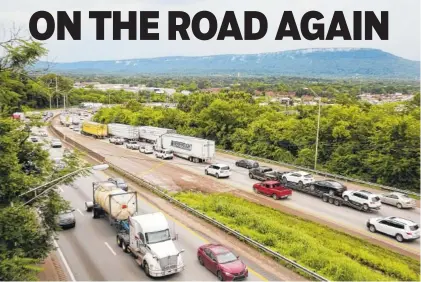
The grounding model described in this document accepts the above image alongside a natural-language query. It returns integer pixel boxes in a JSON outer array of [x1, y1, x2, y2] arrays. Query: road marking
[[76, 209, 84, 216], [138, 160, 166, 177], [140, 199, 268, 281], [104, 242, 117, 256], [54, 240, 76, 281]]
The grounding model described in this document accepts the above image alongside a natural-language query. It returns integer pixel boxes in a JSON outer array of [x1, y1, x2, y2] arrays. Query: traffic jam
[[59, 110, 420, 245]]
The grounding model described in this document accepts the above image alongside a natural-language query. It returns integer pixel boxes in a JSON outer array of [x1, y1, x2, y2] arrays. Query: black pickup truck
[[249, 166, 287, 181]]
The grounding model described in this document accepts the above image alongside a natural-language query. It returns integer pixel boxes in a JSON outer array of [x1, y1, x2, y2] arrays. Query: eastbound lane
[[55, 122, 420, 256]]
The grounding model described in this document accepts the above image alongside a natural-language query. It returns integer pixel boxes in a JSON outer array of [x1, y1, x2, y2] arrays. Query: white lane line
[[54, 240, 76, 281], [104, 242, 117, 256], [58, 187, 64, 193], [76, 209, 84, 216]]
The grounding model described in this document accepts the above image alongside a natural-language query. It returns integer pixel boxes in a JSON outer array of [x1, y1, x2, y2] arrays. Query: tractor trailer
[[155, 134, 215, 163], [81, 121, 108, 138], [138, 126, 176, 143], [85, 181, 185, 277], [108, 123, 139, 140]]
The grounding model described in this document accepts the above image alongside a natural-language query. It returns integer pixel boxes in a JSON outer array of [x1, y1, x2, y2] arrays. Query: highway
[[40, 129, 281, 281], [53, 119, 420, 256]]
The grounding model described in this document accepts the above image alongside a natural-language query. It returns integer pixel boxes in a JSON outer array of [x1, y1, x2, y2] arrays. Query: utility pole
[[314, 97, 321, 170], [55, 76, 58, 108]]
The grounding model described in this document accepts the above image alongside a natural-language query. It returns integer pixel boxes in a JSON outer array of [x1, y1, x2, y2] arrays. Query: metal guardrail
[[108, 162, 328, 281], [50, 122, 328, 281], [217, 149, 420, 197]]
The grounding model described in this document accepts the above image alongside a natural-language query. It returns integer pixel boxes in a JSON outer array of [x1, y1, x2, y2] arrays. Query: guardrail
[[217, 149, 420, 197], [49, 121, 328, 281]]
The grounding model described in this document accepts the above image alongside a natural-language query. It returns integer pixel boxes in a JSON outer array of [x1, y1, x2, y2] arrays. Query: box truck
[[108, 123, 139, 140], [81, 121, 108, 138], [138, 126, 176, 143], [155, 134, 215, 163], [85, 181, 185, 277]]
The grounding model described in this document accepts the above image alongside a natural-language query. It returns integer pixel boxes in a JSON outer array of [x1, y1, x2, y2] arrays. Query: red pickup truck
[[253, 181, 292, 200]]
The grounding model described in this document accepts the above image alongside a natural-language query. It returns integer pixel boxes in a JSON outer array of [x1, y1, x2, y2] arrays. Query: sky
[[0, 0, 419, 62]]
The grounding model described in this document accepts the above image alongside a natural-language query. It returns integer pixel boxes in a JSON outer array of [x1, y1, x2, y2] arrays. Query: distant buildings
[[358, 93, 414, 104], [73, 82, 177, 95]]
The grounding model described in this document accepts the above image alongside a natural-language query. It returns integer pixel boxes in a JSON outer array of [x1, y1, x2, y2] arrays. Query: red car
[[197, 244, 248, 281], [253, 180, 292, 200]]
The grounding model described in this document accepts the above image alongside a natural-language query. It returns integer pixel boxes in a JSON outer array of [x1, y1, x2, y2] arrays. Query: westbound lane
[[57, 123, 420, 255]]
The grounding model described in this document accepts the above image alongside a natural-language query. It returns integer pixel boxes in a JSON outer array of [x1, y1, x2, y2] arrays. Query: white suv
[[155, 149, 173, 160], [126, 140, 140, 150], [205, 164, 231, 179], [282, 171, 314, 187], [342, 190, 381, 211], [367, 216, 420, 242]]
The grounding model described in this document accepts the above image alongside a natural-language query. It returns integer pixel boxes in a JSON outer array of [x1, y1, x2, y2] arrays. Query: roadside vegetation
[[174, 192, 420, 281], [93, 92, 420, 192], [0, 36, 87, 280]]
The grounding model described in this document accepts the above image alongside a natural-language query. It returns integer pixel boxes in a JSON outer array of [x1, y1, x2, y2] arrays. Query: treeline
[[68, 74, 419, 96], [93, 92, 420, 191]]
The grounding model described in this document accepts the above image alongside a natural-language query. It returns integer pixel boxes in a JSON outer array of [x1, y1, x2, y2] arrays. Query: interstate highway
[[54, 121, 420, 256], [44, 133, 284, 281]]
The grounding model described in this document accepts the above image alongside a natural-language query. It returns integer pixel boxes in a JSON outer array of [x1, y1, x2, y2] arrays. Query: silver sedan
[[380, 192, 416, 209]]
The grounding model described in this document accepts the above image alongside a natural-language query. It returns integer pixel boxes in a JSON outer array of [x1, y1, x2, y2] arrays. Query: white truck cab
[[125, 212, 184, 277]]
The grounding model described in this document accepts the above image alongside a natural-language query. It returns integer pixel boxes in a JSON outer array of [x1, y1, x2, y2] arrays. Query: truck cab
[[119, 212, 185, 277]]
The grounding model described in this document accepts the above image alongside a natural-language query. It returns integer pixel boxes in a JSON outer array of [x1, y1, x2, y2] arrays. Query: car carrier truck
[[155, 134, 215, 163], [85, 181, 185, 277]]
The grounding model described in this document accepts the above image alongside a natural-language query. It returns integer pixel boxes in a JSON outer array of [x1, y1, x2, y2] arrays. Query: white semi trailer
[[138, 126, 176, 143], [108, 123, 139, 140], [85, 181, 185, 278], [155, 134, 215, 163]]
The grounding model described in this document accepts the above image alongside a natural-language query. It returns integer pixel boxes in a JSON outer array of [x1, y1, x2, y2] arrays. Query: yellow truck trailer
[[81, 121, 107, 138]]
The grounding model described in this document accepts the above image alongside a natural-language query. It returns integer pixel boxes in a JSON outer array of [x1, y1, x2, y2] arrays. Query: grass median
[[174, 192, 420, 281]]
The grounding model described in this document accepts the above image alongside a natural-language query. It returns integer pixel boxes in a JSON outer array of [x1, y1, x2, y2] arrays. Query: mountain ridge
[[34, 48, 420, 79]]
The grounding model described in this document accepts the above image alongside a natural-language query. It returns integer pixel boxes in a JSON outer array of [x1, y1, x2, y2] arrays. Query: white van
[[155, 149, 173, 160]]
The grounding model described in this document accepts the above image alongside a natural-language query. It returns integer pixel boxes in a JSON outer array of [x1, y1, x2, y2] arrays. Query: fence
[[217, 149, 420, 197]]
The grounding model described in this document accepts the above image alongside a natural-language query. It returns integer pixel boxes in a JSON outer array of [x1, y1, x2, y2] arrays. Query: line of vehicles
[[82, 180, 249, 280], [60, 117, 420, 244]]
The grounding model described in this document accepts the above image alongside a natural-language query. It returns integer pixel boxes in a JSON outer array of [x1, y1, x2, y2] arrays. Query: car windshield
[[220, 166, 230, 170], [329, 182, 343, 188], [145, 229, 171, 244], [216, 251, 238, 264], [409, 225, 419, 231], [400, 194, 411, 199], [52, 139, 59, 142], [130, 141, 136, 144], [262, 168, 273, 172], [304, 174, 312, 178], [272, 183, 282, 188]]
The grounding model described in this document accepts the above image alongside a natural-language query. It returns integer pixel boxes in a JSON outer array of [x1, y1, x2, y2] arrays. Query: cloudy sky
[[0, 0, 419, 62]]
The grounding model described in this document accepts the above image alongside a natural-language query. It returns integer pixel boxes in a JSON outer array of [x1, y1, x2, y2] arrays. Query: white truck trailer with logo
[[155, 134, 215, 163], [108, 123, 139, 140], [138, 126, 176, 143], [85, 181, 185, 277]]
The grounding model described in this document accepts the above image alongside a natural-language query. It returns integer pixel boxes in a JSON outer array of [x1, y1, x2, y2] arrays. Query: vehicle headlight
[[224, 272, 232, 276]]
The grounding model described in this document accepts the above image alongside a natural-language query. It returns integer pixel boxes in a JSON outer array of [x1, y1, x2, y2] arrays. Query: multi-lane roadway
[[53, 119, 420, 257], [42, 129, 282, 281]]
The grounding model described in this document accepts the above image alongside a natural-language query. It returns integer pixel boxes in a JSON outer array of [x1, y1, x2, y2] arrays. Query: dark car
[[57, 209, 76, 229], [30, 136, 39, 143], [249, 166, 273, 181], [108, 177, 128, 191], [264, 170, 288, 181], [308, 180, 347, 196], [197, 244, 248, 281], [235, 159, 259, 169]]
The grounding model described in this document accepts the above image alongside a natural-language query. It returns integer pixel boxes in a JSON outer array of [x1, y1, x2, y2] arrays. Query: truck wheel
[[117, 236, 122, 247], [217, 271, 224, 281], [122, 242, 128, 253], [249, 173, 254, 179], [272, 194, 278, 200], [253, 187, 258, 193], [198, 255, 204, 266], [328, 197, 334, 204], [216, 174, 220, 179], [369, 225, 376, 233], [395, 234, 404, 242], [143, 262, 150, 276], [363, 204, 369, 211], [334, 199, 340, 206], [322, 195, 328, 202], [205, 170, 208, 175], [397, 203, 403, 209], [344, 196, 349, 202]]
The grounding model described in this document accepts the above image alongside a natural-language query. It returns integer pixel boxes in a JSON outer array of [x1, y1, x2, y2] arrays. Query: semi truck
[[85, 181, 185, 277], [108, 123, 139, 140], [81, 121, 108, 138], [138, 126, 176, 143], [155, 134, 215, 163]]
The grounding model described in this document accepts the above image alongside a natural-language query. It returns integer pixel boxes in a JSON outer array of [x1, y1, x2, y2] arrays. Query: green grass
[[174, 192, 420, 281]]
